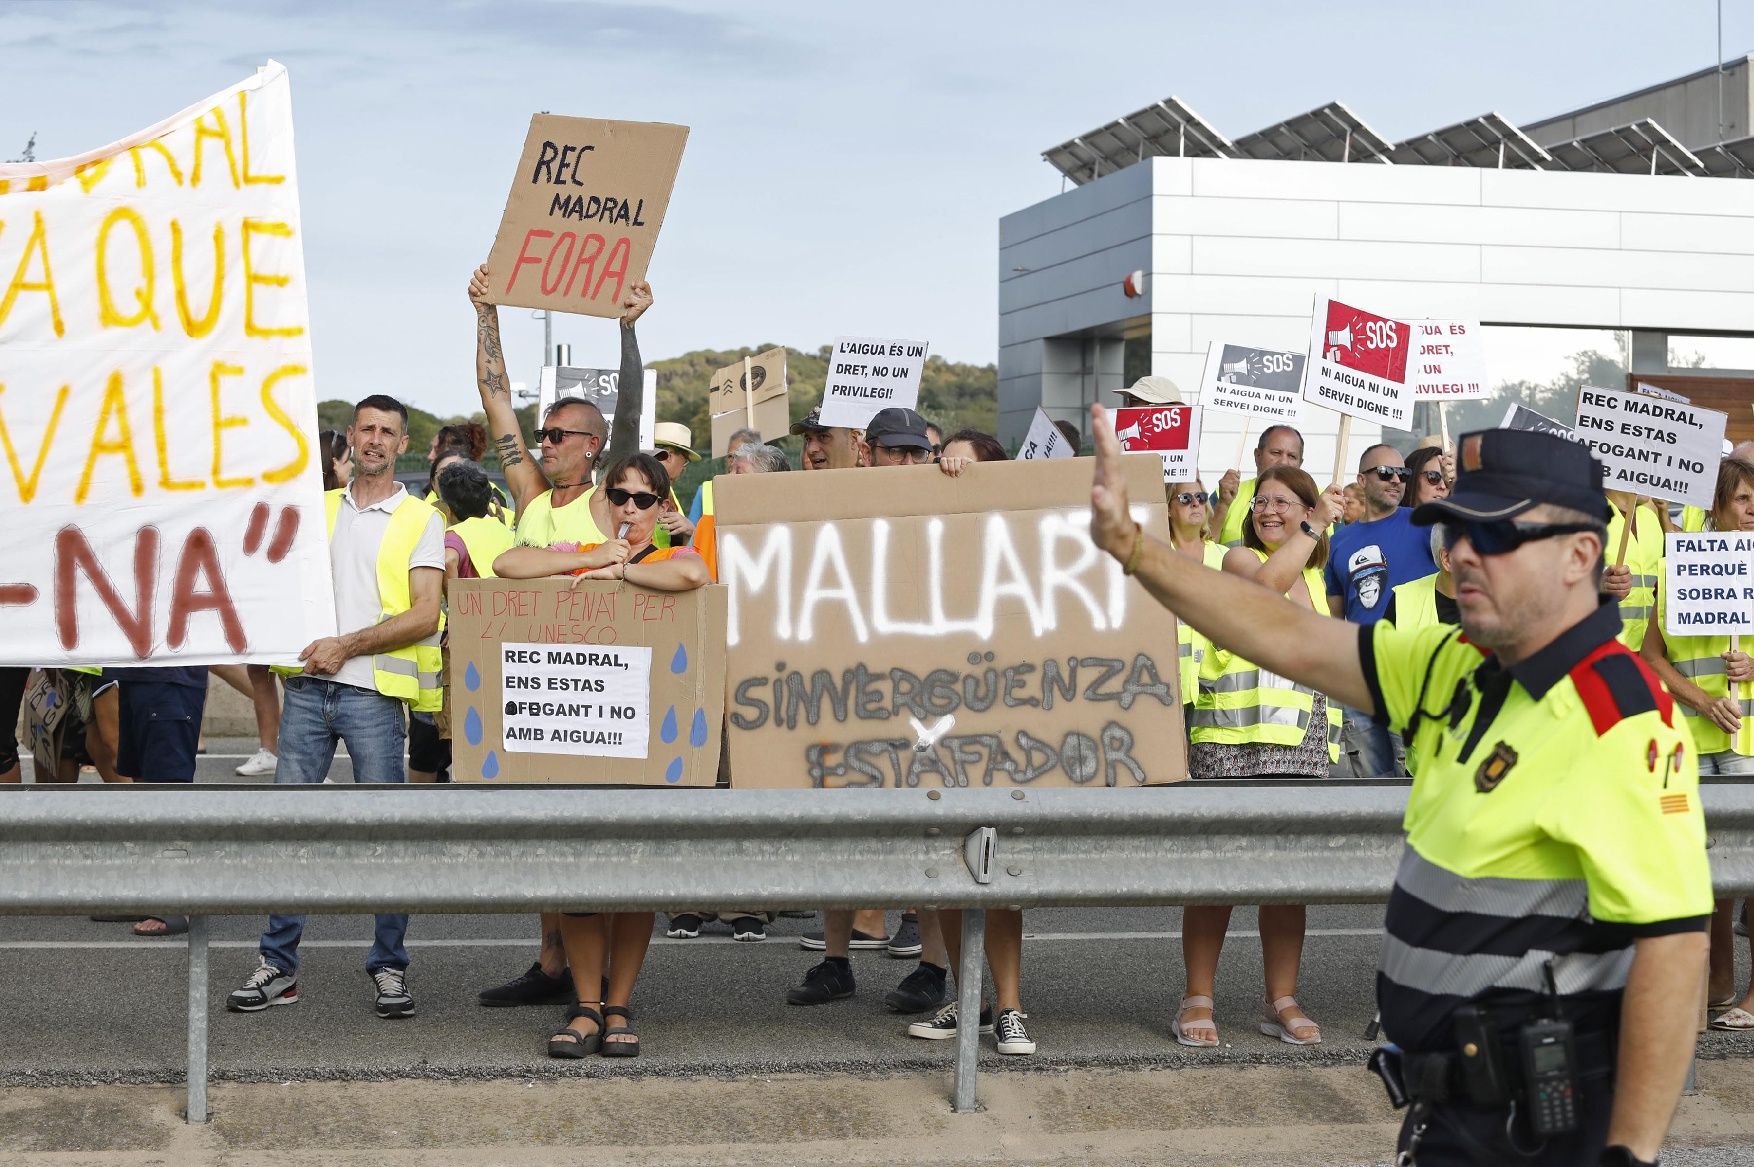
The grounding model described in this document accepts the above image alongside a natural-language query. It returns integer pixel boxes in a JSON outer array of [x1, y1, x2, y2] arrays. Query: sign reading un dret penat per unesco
[[713, 456, 1188, 789], [485, 115, 689, 319]]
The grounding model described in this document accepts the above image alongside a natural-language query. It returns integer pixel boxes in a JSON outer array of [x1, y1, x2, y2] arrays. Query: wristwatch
[[1599, 1147, 1658, 1167]]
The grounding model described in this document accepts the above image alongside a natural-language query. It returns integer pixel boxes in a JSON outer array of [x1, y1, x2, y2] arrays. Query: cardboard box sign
[[485, 115, 689, 319], [447, 579, 726, 785], [710, 348, 790, 455], [714, 455, 1188, 789]]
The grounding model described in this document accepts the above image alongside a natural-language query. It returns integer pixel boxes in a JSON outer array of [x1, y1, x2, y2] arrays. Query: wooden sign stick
[[741, 355, 755, 429], [1438, 401, 1450, 450], [1331, 414, 1353, 491], [1233, 418, 1251, 478], [1614, 496, 1635, 568]]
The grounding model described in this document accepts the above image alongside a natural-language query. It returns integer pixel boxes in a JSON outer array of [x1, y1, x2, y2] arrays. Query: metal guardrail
[[4, 781, 1753, 1122]]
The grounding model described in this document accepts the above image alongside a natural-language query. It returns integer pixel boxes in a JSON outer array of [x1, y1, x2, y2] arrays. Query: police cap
[[1411, 428, 1612, 527]]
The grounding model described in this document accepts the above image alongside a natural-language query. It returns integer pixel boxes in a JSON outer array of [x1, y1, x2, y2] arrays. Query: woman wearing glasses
[[1176, 465, 1342, 1051], [1403, 446, 1451, 508], [491, 453, 710, 1060]]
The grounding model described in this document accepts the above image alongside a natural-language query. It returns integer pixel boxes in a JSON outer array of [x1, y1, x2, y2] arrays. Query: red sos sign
[[1113, 406, 1193, 452], [1323, 299, 1409, 383]]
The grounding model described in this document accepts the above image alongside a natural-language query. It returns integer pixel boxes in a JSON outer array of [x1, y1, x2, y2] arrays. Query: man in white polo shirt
[[228, 393, 445, 1020]]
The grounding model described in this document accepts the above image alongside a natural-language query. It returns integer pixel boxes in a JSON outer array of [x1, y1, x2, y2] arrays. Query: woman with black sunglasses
[[1403, 446, 1451, 508]]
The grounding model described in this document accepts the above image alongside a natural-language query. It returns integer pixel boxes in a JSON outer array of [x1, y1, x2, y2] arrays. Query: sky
[[2, 0, 1750, 419]]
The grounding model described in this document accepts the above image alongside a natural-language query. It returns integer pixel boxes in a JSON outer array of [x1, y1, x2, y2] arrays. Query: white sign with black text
[[1411, 320, 1488, 401], [1198, 342, 1304, 422], [817, 336, 930, 428], [1302, 296, 1415, 429], [1573, 385, 1727, 508], [1018, 408, 1074, 461], [500, 642, 654, 758], [537, 366, 658, 452], [1663, 532, 1754, 637]]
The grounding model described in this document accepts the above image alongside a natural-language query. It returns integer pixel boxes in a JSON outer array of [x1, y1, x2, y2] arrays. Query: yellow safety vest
[[449, 515, 514, 580], [1191, 554, 1342, 761], [1607, 504, 1661, 652], [1682, 505, 1707, 533], [426, 482, 515, 529], [700, 480, 715, 517], [1219, 478, 1257, 547], [516, 486, 607, 548], [1176, 542, 1227, 706], [1656, 564, 1746, 756], [1388, 573, 1443, 633], [275, 489, 443, 712]]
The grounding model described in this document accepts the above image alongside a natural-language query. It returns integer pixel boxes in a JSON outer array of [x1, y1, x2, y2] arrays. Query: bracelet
[[1122, 523, 1145, 577]]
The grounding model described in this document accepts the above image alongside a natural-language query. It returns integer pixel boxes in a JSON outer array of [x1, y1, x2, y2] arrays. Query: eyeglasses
[[1439, 520, 1602, 557], [534, 427, 596, 445], [1418, 470, 1445, 485], [1249, 494, 1303, 513], [653, 447, 686, 461], [1173, 491, 1210, 506], [1367, 466, 1412, 482], [605, 487, 662, 510]]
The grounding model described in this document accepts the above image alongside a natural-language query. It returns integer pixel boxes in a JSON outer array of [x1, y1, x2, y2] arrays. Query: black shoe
[[884, 962, 948, 1013], [728, 916, 768, 942], [786, 959, 855, 1006], [665, 913, 704, 939], [886, 912, 923, 957], [477, 962, 573, 1008]]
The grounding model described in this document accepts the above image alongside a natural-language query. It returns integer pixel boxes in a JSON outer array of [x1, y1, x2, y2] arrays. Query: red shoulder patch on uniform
[[1570, 642, 1673, 737], [1456, 634, 1490, 656]]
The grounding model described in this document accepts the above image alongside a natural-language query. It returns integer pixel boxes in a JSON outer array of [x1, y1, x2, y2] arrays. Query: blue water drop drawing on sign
[[660, 706, 678, 744], [463, 706, 483, 746], [463, 662, 480, 692], [671, 643, 688, 674], [690, 708, 708, 748], [665, 757, 683, 783], [481, 750, 500, 780]]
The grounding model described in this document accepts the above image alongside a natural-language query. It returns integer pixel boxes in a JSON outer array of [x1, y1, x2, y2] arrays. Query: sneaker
[[665, 913, 704, 939], [786, 959, 855, 1005], [371, 967, 414, 1019], [234, 748, 278, 777], [907, 1001, 995, 1040], [477, 962, 572, 1008], [226, 957, 298, 1012], [994, 1008, 1036, 1055], [728, 916, 768, 942], [799, 927, 889, 951], [886, 912, 923, 957], [884, 962, 948, 1013]]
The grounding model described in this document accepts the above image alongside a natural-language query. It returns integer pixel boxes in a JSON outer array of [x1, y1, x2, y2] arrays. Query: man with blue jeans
[[1324, 444, 1436, 778], [228, 394, 444, 1020]]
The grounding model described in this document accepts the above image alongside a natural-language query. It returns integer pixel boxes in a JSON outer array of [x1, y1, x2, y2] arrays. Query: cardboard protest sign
[[1501, 403, 1577, 441], [485, 115, 689, 319], [537, 364, 657, 452], [1663, 532, 1754, 637], [1574, 385, 1727, 508], [714, 455, 1187, 789], [1017, 407, 1074, 461], [447, 578, 725, 784], [817, 336, 929, 428], [1198, 342, 1303, 422], [709, 347, 789, 455], [0, 63, 336, 667], [1303, 296, 1414, 430], [1411, 320, 1488, 401], [1114, 405, 1201, 483]]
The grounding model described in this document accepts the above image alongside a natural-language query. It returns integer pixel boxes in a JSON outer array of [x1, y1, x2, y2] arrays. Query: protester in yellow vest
[[425, 422, 515, 529], [1641, 456, 1754, 1027], [466, 263, 657, 1011], [1165, 480, 1225, 707], [1602, 492, 1663, 651], [1179, 465, 1340, 1052], [1383, 527, 1458, 634], [1212, 425, 1306, 546], [438, 461, 515, 580], [234, 394, 444, 1022]]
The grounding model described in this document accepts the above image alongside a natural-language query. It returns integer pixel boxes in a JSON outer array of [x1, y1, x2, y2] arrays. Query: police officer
[[1088, 408, 1711, 1166]]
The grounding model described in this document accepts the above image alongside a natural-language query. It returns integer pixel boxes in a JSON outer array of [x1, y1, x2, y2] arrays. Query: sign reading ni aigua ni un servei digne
[[485, 115, 689, 319], [713, 454, 1187, 789], [1303, 296, 1414, 430]]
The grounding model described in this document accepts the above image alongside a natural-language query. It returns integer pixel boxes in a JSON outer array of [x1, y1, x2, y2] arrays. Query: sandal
[[1171, 994, 1219, 1047], [600, 1004, 640, 1058], [1259, 996, 1321, 1046], [1710, 1006, 1754, 1031], [1711, 992, 1739, 1009], [133, 916, 189, 937], [547, 1005, 603, 1058]]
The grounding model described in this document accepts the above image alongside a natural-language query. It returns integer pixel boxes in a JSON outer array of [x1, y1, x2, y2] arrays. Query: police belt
[[1400, 1018, 1616, 1107]]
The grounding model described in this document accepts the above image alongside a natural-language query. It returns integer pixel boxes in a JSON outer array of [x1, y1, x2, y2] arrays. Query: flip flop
[[1710, 1007, 1754, 1031], [133, 916, 189, 937]]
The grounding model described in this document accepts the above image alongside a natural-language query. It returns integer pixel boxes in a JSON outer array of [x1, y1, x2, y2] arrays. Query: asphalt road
[[6, 743, 1754, 1104]]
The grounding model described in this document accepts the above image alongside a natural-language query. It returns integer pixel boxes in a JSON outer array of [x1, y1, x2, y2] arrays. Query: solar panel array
[[1044, 99, 1745, 184]]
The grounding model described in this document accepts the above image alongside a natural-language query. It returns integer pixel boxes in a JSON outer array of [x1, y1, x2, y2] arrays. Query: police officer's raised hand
[[1725, 649, 1754, 683], [1089, 403, 1137, 559], [1218, 468, 1241, 502], [619, 281, 654, 326], [1602, 563, 1634, 601]]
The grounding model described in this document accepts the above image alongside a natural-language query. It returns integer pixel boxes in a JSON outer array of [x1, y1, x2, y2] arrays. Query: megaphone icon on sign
[[1326, 325, 1354, 351], [1115, 420, 1144, 447], [1219, 357, 1249, 381]]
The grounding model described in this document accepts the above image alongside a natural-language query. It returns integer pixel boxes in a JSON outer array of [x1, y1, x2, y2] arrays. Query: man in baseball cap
[[865, 407, 935, 467], [790, 406, 866, 471]]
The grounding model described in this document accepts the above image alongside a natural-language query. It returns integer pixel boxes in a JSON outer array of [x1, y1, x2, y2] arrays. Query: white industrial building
[[999, 58, 1754, 477]]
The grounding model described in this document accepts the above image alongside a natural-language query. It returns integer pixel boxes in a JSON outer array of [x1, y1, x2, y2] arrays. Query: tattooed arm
[[468, 264, 548, 510], [601, 280, 653, 476]]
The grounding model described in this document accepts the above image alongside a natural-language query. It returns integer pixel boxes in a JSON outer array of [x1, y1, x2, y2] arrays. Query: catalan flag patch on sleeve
[[1660, 793, 1690, 816]]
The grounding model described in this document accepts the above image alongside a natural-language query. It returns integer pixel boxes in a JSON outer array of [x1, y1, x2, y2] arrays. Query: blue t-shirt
[[1325, 509, 1436, 625]]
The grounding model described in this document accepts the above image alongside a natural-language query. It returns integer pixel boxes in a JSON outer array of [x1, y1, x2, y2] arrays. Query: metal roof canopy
[[1233, 101, 1394, 163], [1546, 119, 1706, 176], [1042, 96, 1235, 185], [1695, 135, 1754, 177], [1388, 112, 1552, 169]]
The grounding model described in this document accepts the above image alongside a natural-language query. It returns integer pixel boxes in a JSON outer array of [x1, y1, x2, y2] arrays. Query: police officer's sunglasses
[[605, 487, 662, 510], [1438, 519, 1603, 556]]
